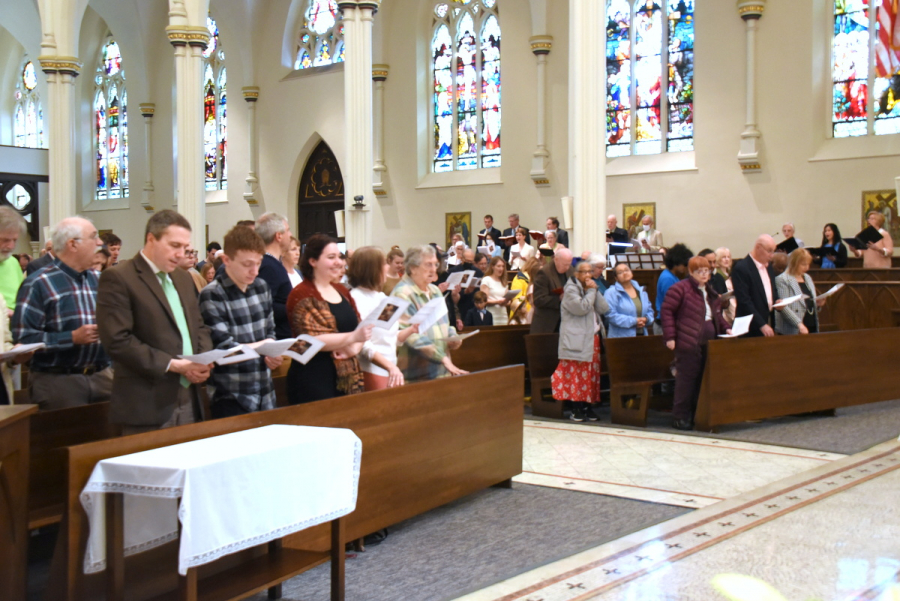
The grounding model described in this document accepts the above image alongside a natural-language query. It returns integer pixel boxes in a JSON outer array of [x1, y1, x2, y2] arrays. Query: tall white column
[[38, 58, 81, 224], [737, 1, 765, 173], [568, 0, 606, 254], [242, 86, 260, 206], [530, 36, 552, 187], [139, 103, 156, 212], [339, 1, 377, 248], [372, 65, 388, 197], [166, 23, 209, 250]]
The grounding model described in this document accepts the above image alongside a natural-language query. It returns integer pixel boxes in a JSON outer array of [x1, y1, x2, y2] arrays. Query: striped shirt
[[199, 271, 276, 413], [12, 258, 108, 370]]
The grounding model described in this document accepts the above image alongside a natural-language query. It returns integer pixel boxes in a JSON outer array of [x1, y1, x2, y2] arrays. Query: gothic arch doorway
[[297, 140, 344, 243]]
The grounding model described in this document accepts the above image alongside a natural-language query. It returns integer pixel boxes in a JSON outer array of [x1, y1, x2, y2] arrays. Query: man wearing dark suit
[[26, 244, 53, 275], [477, 214, 503, 249], [531, 248, 575, 334], [606, 215, 629, 244], [546, 217, 569, 248], [98, 210, 213, 434], [731, 234, 780, 337], [502, 213, 531, 263]]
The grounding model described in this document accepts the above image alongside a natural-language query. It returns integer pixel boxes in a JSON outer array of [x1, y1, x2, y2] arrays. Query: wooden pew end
[[610, 383, 654, 427]]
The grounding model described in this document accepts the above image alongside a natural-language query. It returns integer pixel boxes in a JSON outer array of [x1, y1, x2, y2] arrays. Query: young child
[[199, 225, 284, 418], [464, 290, 494, 327]]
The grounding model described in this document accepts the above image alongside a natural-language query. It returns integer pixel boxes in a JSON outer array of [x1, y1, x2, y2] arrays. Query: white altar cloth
[[80, 424, 361, 575]]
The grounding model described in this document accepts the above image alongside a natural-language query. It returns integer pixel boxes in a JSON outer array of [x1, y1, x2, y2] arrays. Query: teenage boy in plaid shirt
[[199, 226, 283, 418]]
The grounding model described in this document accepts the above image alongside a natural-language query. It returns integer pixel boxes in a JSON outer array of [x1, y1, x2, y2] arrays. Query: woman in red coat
[[661, 256, 732, 431]]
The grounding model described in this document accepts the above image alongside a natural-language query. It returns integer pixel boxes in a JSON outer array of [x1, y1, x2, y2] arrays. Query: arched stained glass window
[[203, 16, 227, 191], [295, 0, 344, 70], [606, 0, 694, 157], [14, 60, 44, 149], [832, 0, 900, 137], [432, 0, 501, 173], [94, 40, 128, 200]]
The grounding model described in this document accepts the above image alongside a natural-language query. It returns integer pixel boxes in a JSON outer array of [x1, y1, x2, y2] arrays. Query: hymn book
[[408, 296, 449, 332], [844, 225, 884, 249], [775, 237, 799, 254], [359, 296, 411, 330], [815, 283, 844, 300]]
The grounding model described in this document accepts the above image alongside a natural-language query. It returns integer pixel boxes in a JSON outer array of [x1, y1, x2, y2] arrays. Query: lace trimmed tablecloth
[[80, 424, 361, 575]]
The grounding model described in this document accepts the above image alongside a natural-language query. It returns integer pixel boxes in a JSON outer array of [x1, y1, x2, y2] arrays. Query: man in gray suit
[[530, 248, 575, 334], [98, 210, 213, 434]]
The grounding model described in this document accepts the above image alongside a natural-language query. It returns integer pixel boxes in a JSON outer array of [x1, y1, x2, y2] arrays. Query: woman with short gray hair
[[393, 245, 468, 381]]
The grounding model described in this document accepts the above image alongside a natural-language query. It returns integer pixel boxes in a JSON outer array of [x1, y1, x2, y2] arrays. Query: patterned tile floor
[[515, 420, 845, 508], [457, 438, 900, 601]]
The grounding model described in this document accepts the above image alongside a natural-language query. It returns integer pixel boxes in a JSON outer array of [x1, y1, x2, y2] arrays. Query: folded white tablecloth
[[81, 424, 361, 575]]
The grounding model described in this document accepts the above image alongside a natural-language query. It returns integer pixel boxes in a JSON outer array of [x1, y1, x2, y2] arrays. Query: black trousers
[[672, 321, 715, 422], [211, 396, 251, 419]]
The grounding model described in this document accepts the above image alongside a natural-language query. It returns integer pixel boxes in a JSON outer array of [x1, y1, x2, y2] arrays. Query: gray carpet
[[250, 483, 687, 601], [528, 398, 900, 455]]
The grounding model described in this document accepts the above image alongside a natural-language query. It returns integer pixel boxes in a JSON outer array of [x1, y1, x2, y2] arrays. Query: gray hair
[[715, 247, 731, 260], [0, 206, 25, 235], [588, 253, 607, 267], [51, 216, 91, 252], [255, 212, 288, 245], [404, 245, 437, 276]]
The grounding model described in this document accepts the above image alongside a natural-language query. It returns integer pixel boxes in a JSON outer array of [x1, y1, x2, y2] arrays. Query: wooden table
[[0, 404, 38, 601]]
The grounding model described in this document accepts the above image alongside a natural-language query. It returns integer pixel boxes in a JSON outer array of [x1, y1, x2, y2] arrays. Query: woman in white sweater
[[480, 256, 511, 326]]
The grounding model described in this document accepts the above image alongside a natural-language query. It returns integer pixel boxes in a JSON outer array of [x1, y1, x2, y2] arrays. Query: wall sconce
[[353, 195, 366, 209]]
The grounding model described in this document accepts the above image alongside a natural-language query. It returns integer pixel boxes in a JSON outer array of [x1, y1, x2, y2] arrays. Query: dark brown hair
[[299, 233, 338, 281], [100, 232, 121, 247], [347, 246, 385, 291], [145, 210, 191, 242], [223, 226, 265, 258]]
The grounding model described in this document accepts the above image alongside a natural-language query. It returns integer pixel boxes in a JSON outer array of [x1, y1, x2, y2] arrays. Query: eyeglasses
[[692, 268, 710, 275]]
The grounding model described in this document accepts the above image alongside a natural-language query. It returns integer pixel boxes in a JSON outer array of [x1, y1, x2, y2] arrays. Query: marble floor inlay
[[514, 421, 845, 508], [456, 439, 900, 601]]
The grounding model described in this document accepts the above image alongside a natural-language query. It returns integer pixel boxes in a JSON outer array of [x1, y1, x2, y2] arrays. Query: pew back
[[814, 281, 900, 330], [695, 328, 900, 431], [809, 268, 900, 282], [56, 366, 524, 601], [451, 324, 529, 372]]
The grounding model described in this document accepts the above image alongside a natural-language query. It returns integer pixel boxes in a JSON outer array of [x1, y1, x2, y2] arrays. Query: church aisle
[[515, 420, 844, 508], [455, 438, 900, 601]]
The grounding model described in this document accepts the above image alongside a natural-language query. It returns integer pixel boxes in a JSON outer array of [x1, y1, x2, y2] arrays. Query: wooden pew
[[0, 405, 38, 601], [845, 256, 900, 268], [50, 366, 524, 601], [28, 403, 120, 531], [605, 335, 674, 427], [809, 268, 900, 282], [814, 281, 900, 330], [450, 324, 529, 373], [694, 328, 900, 431]]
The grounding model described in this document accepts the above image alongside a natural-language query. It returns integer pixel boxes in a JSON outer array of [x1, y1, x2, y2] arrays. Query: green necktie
[[158, 272, 194, 388]]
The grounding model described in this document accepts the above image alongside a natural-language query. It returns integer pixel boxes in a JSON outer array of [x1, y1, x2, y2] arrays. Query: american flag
[[875, 0, 900, 77]]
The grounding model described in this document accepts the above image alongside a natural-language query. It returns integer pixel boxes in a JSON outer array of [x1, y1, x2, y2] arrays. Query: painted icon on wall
[[445, 212, 472, 249], [862, 189, 899, 247]]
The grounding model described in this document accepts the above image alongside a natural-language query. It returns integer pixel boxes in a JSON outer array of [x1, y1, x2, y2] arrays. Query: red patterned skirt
[[551, 335, 601, 404]]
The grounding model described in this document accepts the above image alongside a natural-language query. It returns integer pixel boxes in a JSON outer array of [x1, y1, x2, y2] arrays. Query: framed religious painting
[[445, 212, 472, 249], [623, 202, 656, 242], [861, 190, 899, 247]]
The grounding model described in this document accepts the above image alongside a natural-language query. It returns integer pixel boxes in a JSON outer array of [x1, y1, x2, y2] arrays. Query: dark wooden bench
[[524, 333, 561, 419], [47, 366, 524, 601], [605, 335, 674, 427], [814, 281, 900, 330], [694, 328, 900, 431], [809, 268, 900, 282], [1, 405, 38, 601], [451, 324, 529, 373]]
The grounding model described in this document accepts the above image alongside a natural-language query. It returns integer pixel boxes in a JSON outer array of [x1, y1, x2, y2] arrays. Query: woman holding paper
[[661, 256, 732, 430], [480, 257, 511, 326], [286, 234, 374, 404], [775, 249, 824, 335], [509, 227, 536, 271], [850, 212, 893, 268], [347, 247, 416, 391], [393, 245, 469, 381]]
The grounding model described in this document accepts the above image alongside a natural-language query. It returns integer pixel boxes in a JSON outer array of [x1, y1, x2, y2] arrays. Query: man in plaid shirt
[[199, 225, 283, 418], [13, 217, 109, 410]]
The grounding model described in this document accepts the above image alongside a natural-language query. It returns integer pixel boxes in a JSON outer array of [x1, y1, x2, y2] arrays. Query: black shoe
[[672, 419, 693, 431], [570, 407, 586, 422], [584, 405, 600, 421]]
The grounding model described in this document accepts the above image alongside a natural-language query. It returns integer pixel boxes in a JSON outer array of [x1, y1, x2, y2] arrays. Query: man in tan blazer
[[98, 210, 213, 433], [530, 248, 575, 334]]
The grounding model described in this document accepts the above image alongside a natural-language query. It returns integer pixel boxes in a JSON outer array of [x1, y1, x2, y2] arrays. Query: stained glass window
[[295, 0, 344, 69], [432, 0, 501, 172], [14, 60, 44, 149], [94, 41, 128, 200], [606, 0, 694, 158], [203, 16, 227, 191], [833, 0, 900, 137]]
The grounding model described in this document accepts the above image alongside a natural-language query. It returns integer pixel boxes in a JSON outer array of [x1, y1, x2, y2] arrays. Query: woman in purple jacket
[[661, 256, 732, 431]]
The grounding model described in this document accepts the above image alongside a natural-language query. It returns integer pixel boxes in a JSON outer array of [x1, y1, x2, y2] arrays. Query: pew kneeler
[[525, 334, 562, 419]]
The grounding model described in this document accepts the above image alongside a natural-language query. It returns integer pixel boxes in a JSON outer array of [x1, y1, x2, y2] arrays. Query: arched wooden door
[[297, 141, 344, 242]]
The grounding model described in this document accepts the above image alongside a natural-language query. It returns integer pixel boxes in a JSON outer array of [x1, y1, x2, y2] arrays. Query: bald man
[[531, 248, 575, 334], [731, 234, 780, 337], [606, 215, 629, 244]]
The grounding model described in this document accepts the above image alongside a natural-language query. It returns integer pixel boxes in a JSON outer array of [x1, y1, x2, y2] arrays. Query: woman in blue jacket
[[604, 263, 654, 337]]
